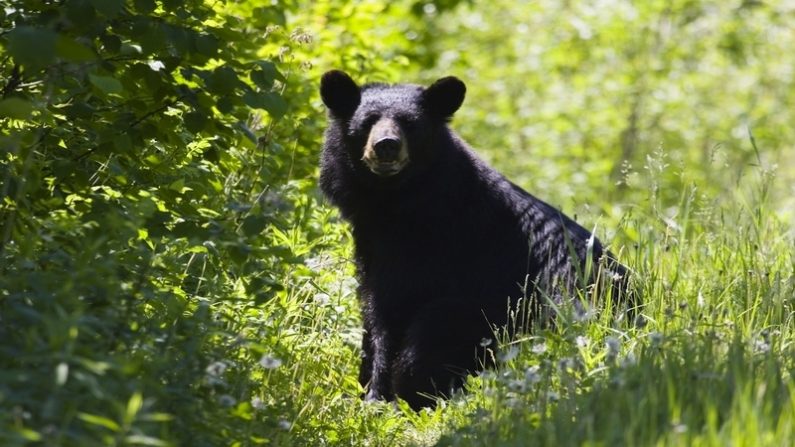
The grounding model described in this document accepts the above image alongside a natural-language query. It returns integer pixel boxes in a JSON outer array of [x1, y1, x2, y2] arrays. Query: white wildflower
[[524, 365, 541, 385], [753, 338, 771, 354], [260, 354, 283, 369], [313, 293, 330, 306], [205, 361, 227, 377], [649, 332, 664, 347], [606, 336, 621, 362], [498, 346, 519, 363], [531, 342, 547, 355]]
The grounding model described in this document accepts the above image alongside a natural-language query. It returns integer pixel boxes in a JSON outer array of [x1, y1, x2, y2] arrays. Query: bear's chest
[[352, 209, 530, 306]]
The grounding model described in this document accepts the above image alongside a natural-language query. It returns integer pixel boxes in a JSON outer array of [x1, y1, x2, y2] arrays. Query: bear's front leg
[[359, 322, 395, 402], [390, 307, 492, 410]]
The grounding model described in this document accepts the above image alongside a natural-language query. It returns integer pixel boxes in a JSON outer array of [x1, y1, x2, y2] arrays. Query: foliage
[[0, 0, 793, 446], [1, 0, 322, 444]]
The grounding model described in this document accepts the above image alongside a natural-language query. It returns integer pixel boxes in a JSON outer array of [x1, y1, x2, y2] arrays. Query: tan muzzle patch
[[362, 118, 409, 176]]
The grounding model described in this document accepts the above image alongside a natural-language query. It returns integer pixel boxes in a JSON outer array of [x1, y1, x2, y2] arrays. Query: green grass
[[254, 156, 794, 446]]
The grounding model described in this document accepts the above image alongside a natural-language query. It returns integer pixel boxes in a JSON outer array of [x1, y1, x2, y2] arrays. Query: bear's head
[[320, 70, 466, 178]]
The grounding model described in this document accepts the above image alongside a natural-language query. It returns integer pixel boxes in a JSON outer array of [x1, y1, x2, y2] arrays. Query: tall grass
[[256, 146, 794, 446]]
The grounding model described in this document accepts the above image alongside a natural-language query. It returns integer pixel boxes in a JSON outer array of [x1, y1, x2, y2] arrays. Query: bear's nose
[[373, 137, 402, 162], [373, 137, 402, 161]]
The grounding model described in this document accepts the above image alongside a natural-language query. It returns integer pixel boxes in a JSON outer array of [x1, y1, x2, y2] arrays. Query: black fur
[[319, 71, 629, 410]]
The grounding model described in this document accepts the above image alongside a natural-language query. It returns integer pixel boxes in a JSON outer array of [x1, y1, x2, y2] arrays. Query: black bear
[[319, 70, 629, 410]]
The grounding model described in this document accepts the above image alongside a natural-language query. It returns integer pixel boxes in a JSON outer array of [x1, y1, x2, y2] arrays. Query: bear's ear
[[422, 76, 466, 119], [320, 70, 361, 118]]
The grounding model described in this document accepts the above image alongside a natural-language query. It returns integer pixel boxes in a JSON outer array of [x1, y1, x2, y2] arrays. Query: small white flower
[[649, 332, 664, 347], [573, 307, 596, 323], [278, 419, 292, 430], [575, 336, 589, 349], [498, 346, 519, 363], [753, 339, 771, 354], [251, 396, 266, 410], [305, 254, 332, 272], [479, 370, 496, 381], [606, 337, 621, 363], [547, 391, 559, 402], [524, 365, 541, 385], [557, 357, 576, 372], [260, 355, 283, 369], [147, 60, 165, 71], [313, 293, 330, 306], [508, 379, 526, 393], [479, 338, 493, 347], [606, 336, 621, 354], [531, 342, 547, 355], [205, 361, 227, 377]]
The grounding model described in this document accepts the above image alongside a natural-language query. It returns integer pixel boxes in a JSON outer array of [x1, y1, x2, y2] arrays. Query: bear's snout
[[373, 137, 402, 161], [362, 118, 409, 176]]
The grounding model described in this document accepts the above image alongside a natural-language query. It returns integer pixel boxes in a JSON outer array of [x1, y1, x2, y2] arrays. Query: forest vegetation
[[1, 1, 794, 445]]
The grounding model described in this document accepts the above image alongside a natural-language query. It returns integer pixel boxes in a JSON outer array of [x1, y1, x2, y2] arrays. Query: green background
[[1, 1, 794, 445]]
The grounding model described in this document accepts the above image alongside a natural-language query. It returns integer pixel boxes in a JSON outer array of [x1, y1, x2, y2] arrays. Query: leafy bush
[[0, 1, 324, 444]]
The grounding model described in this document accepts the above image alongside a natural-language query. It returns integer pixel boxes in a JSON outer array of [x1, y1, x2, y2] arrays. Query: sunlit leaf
[[78, 413, 121, 432], [89, 74, 124, 95], [56, 36, 95, 61]]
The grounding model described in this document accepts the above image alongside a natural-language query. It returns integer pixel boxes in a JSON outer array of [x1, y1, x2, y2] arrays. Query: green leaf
[[56, 36, 95, 61], [99, 34, 122, 54], [253, 7, 286, 26], [207, 66, 240, 95], [242, 215, 268, 236], [78, 412, 121, 431], [113, 134, 132, 152], [186, 245, 208, 254], [255, 60, 285, 81], [89, 0, 123, 18], [243, 91, 288, 119], [89, 74, 124, 95], [161, 0, 182, 11], [65, 0, 97, 27], [260, 92, 288, 119], [133, 0, 157, 14], [125, 392, 143, 425], [184, 112, 207, 133], [6, 26, 57, 69], [124, 435, 170, 446], [14, 428, 42, 442], [0, 98, 34, 119], [194, 34, 219, 57], [251, 61, 285, 90], [216, 96, 235, 114]]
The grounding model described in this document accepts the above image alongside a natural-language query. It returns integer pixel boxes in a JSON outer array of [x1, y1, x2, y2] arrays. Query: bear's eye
[[363, 114, 380, 130], [395, 116, 417, 131]]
